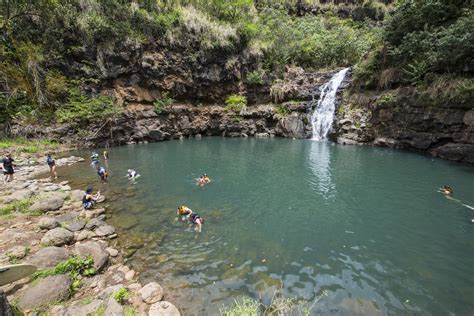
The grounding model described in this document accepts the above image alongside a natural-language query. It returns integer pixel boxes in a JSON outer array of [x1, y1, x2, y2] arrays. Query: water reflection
[[307, 141, 336, 199]]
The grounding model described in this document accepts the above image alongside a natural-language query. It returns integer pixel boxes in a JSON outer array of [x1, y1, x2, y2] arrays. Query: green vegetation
[[0, 137, 59, 153], [32, 256, 96, 292], [0, 198, 33, 216], [220, 296, 313, 316], [124, 306, 137, 316], [220, 297, 260, 316], [224, 94, 247, 112], [113, 288, 130, 304], [153, 92, 174, 114], [96, 304, 106, 316], [246, 70, 265, 86], [274, 103, 290, 116]]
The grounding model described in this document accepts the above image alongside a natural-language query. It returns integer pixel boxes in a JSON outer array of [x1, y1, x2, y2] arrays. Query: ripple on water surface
[[60, 138, 474, 315]]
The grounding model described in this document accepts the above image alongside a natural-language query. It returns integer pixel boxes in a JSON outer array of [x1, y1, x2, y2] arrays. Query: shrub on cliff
[[225, 94, 247, 112]]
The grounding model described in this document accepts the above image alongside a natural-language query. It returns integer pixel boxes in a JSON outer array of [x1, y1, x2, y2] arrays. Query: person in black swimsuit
[[1, 153, 15, 183], [46, 154, 58, 179]]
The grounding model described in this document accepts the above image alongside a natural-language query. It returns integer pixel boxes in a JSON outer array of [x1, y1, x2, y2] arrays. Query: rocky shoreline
[[0, 155, 179, 315]]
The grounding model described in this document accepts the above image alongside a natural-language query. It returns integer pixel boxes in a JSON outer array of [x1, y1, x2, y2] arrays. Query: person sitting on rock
[[83, 187, 100, 209], [97, 165, 108, 183], [177, 205, 193, 221], [46, 153, 57, 179], [189, 213, 204, 232]]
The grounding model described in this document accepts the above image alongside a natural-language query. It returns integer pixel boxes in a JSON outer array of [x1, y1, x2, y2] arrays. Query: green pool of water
[[60, 138, 474, 315]]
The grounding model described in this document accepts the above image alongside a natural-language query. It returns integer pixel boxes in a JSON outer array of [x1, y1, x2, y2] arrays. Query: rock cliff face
[[334, 87, 474, 163]]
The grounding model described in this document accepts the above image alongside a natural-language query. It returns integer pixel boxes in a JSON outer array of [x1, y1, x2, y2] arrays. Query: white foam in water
[[311, 68, 350, 140]]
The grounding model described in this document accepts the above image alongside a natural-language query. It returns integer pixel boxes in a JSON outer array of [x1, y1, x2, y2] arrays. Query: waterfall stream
[[311, 68, 350, 140]]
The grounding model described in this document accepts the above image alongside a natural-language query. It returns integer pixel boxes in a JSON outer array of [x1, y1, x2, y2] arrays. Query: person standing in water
[[190, 213, 204, 232], [1, 153, 15, 183], [46, 153, 58, 179], [103, 150, 109, 161], [97, 165, 108, 183], [91, 152, 100, 166]]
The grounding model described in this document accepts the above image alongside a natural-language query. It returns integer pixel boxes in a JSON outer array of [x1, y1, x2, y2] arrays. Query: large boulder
[[53, 299, 103, 316], [41, 227, 74, 246], [149, 301, 180, 316], [66, 220, 86, 232], [29, 192, 66, 213], [28, 246, 69, 269], [17, 275, 71, 311], [139, 282, 164, 304], [75, 241, 109, 272], [38, 217, 60, 230], [70, 190, 85, 201]]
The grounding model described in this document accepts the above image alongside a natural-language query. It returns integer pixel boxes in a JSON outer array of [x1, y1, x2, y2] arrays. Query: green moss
[[153, 92, 174, 114]]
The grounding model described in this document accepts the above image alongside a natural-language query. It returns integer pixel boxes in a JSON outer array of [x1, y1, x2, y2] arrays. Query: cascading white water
[[311, 68, 350, 140]]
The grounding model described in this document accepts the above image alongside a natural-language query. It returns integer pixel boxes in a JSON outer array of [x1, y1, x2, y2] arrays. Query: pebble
[[106, 247, 119, 257]]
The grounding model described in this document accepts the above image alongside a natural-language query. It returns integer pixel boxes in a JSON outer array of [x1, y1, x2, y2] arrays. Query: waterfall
[[310, 68, 350, 140]]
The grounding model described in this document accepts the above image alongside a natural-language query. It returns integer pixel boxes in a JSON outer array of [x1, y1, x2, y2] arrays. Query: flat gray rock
[[75, 241, 109, 272], [57, 299, 104, 316], [41, 227, 74, 246], [28, 247, 69, 269], [17, 275, 71, 311]]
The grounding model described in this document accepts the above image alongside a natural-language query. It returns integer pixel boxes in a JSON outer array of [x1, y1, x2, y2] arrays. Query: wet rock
[[28, 246, 69, 269], [149, 301, 180, 316], [95, 225, 116, 237], [30, 192, 66, 213], [139, 282, 164, 304], [66, 220, 86, 232], [255, 132, 270, 138], [105, 297, 124, 316], [38, 217, 60, 230], [17, 275, 71, 311], [41, 227, 74, 246], [75, 241, 109, 272]]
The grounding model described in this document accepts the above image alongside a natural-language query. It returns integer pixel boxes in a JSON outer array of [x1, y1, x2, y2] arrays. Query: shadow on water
[[59, 138, 474, 315]]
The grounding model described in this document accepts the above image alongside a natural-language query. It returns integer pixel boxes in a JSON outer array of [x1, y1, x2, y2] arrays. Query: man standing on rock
[[1, 153, 15, 183]]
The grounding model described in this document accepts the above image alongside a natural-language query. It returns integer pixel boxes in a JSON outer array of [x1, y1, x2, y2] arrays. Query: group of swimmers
[[87, 150, 208, 231]]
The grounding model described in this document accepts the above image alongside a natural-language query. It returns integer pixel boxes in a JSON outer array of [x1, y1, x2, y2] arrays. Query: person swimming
[[82, 187, 100, 209], [91, 152, 100, 165], [127, 169, 140, 180], [439, 185, 453, 196], [97, 165, 108, 182], [197, 174, 211, 186], [177, 205, 193, 221], [189, 213, 204, 232]]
